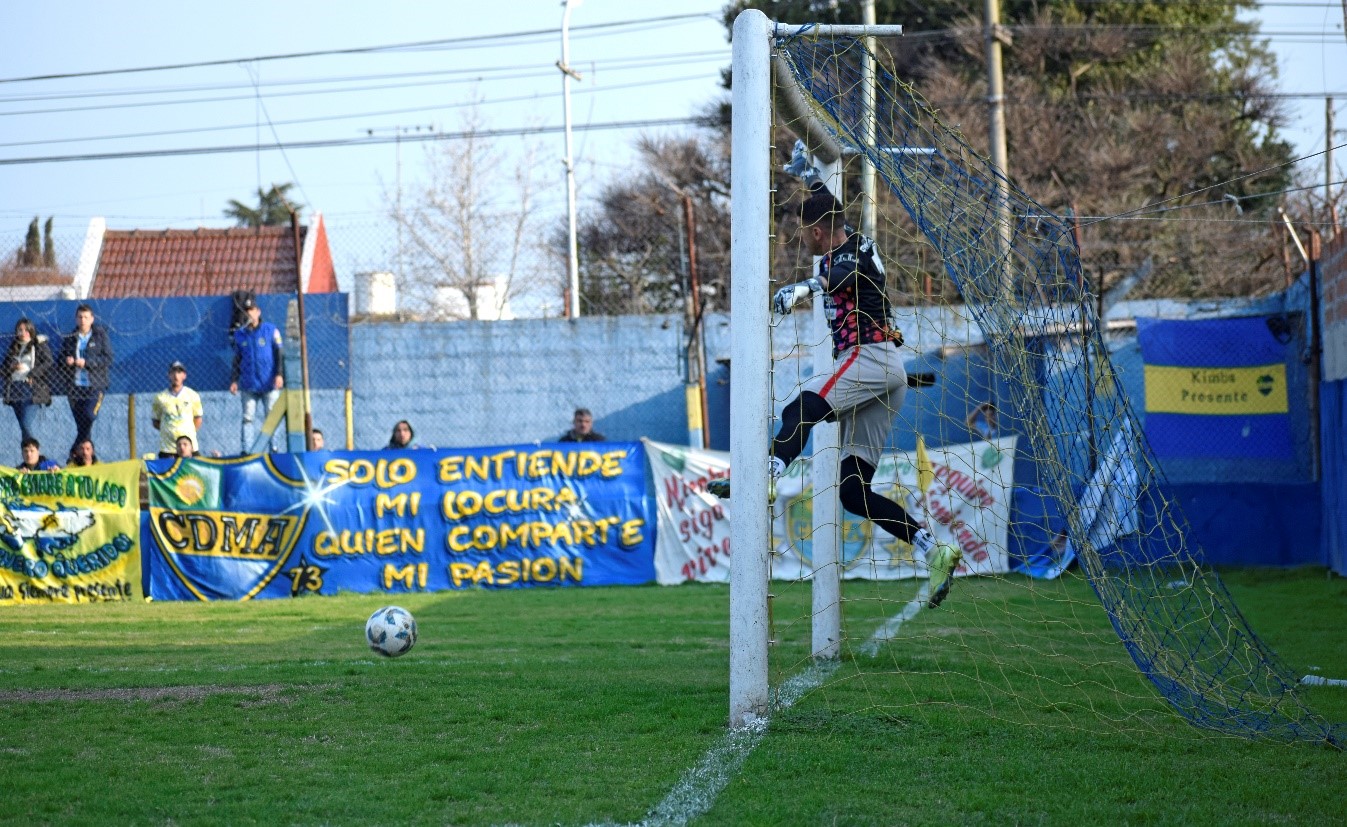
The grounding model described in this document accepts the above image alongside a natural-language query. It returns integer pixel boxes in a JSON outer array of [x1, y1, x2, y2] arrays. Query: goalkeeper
[[708, 185, 961, 607]]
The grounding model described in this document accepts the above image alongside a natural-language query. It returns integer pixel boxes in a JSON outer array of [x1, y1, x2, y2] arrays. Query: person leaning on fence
[[3, 318, 55, 445], [152, 360, 203, 459], [67, 438, 98, 467], [229, 295, 284, 454], [558, 408, 606, 443], [16, 436, 59, 472], [706, 185, 964, 609], [59, 304, 113, 455]]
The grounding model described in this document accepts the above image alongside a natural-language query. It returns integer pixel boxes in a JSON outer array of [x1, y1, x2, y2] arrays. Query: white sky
[[0, 1, 1341, 297]]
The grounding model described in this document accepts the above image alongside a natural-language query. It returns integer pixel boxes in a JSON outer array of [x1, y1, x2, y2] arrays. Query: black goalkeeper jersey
[[815, 230, 894, 355]]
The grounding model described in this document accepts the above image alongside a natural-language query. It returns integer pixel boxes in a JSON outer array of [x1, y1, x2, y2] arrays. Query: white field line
[[632, 585, 931, 827], [1300, 675, 1347, 688]]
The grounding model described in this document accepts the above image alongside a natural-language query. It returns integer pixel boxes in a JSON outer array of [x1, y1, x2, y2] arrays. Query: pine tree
[[42, 217, 55, 268], [19, 217, 40, 267]]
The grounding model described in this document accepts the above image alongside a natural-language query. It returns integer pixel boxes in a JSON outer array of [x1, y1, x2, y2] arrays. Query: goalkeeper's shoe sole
[[926, 543, 963, 609], [704, 476, 776, 504]]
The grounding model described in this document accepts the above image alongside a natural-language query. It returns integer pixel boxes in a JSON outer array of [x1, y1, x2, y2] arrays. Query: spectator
[[966, 402, 999, 440], [176, 435, 196, 459], [3, 318, 55, 444], [309, 428, 326, 451], [385, 420, 421, 450], [16, 437, 59, 472], [558, 408, 606, 443], [59, 304, 113, 454], [229, 295, 283, 454], [67, 438, 98, 467], [151, 360, 203, 458]]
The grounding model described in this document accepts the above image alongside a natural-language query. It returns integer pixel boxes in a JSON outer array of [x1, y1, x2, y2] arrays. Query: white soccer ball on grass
[[365, 606, 417, 658]]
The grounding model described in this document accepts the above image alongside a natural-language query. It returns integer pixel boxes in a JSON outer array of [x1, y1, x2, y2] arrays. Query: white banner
[[646, 437, 1016, 585]]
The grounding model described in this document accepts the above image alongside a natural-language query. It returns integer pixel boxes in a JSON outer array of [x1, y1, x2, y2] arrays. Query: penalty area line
[[633, 585, 931, 827]]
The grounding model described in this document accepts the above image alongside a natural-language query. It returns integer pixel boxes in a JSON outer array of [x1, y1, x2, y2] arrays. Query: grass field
[[1, 567, 1344, 825]]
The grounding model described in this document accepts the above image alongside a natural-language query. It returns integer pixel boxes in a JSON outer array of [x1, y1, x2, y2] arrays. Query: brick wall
[[1321, 230, 1347, 381]]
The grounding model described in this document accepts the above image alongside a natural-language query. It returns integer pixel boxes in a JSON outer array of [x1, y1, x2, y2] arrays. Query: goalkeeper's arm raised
[[772, 276, 825, 315]]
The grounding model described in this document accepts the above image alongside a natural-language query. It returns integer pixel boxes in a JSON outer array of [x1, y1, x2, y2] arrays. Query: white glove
[[782, 139, 822, 188], [772, 278, 823, 315]]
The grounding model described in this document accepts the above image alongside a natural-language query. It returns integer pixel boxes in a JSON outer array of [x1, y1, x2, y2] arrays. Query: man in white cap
[[152, 360, 203, 459]]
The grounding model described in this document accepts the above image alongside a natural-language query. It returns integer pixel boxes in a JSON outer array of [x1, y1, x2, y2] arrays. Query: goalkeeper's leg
[[837, 454, 962, 608], [707, 391, 832, 500]]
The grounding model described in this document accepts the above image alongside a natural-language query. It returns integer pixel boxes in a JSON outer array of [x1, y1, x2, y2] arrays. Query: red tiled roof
[[91, 223, 335, 298]]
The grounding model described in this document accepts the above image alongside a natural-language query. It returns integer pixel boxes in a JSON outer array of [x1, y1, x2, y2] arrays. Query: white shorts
[[801, 342, 907, 467]]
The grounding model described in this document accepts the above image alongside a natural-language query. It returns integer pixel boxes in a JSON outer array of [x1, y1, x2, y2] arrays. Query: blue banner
[[1137, 316, 1295, 462], [143, 442, 655, 600]]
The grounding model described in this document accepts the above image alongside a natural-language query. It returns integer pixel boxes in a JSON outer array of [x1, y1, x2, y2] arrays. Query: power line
[[0, 117, 708, 166], [0, 53, 729, 118], [0, 50, 730, 106], [0, 72, 722, 149], [0, 12, 718, 85]]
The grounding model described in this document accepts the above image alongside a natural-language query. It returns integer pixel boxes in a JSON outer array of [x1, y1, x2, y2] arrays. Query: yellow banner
[[0, 460, 142, 604], [1143, 364, 1288, 415]]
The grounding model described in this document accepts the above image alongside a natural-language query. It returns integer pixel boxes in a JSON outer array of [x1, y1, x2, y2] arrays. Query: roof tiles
[[91, 225, 324, 298]]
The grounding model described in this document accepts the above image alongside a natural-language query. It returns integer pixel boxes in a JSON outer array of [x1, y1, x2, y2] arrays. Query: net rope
[[768, 30, 1342, 745]]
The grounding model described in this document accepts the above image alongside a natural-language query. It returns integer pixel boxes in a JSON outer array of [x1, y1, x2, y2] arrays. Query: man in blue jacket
[[59, 304, 113, 454], [229, 296, 284, 454]]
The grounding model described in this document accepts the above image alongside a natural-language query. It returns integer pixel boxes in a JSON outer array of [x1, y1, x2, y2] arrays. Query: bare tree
[[390, 111, 547, 321], [564, 132, 731, 316]]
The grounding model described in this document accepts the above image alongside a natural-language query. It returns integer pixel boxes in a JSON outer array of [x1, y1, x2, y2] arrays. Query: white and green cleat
[[925, 542, 963, 609], [704, 474, 776, 504]]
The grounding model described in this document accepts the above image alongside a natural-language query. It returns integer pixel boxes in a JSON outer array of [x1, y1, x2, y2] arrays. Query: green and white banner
[[647, 437, 1016, 585]]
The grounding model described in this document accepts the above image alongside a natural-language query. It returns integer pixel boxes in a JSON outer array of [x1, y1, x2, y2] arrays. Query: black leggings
[[771, 391, 833, 468], [837, 455, 922, 544], [772, 392, 921, 544]]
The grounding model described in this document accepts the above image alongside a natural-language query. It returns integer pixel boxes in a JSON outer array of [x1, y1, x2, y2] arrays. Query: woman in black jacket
[[3, 318, 54, 444]]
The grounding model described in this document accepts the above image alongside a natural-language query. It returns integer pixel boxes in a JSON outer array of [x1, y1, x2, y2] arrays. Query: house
[[0, 264, 75, 303], [73, 214, 337, 299]]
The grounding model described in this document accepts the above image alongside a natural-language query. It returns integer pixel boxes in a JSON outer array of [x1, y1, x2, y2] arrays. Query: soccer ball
[[365, 606, 417, 658]]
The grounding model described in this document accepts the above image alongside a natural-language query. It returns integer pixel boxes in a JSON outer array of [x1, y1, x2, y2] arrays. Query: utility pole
[[1328, 97, 1339, 236], [560, 0, 583, 319], [985, 0, 1013, 297]]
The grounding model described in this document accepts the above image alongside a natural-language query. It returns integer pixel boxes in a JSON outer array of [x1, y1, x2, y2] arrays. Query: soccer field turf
[[1, 568, 1343, 825]]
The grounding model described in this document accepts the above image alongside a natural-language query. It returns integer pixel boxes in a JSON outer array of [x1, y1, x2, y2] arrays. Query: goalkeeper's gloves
[[782, 139, 822, 188], [773, 277, 823, 315]]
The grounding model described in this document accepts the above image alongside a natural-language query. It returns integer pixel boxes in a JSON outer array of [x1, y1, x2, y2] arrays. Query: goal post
[[728, 9, 905, 729], [728, 8, 773, 729]]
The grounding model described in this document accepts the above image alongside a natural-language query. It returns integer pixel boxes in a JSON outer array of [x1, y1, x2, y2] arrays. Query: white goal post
[[728, 9, 905, 729]]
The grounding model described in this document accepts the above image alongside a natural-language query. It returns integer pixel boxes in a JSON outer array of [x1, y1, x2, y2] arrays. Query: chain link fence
[[0, 173, 1307, 468]]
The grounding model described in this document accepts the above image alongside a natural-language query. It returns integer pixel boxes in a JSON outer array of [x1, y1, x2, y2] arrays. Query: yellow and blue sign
[[143, 442, 656, 600], [0, 461, 142, 604], [1138, 315, 1294, 461]]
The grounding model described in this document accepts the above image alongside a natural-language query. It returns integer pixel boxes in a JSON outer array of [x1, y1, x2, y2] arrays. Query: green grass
[[0, 568, 1343, 825]]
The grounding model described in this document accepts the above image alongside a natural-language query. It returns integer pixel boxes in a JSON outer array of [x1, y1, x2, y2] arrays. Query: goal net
[[728, 10, 1342, 745]]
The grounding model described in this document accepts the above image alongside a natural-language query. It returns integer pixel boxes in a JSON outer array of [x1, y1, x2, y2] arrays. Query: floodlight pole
[[560, 0, 583, 319]]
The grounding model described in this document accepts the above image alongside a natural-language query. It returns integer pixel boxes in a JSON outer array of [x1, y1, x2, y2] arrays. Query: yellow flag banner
[[0, 460, 142, 604]]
